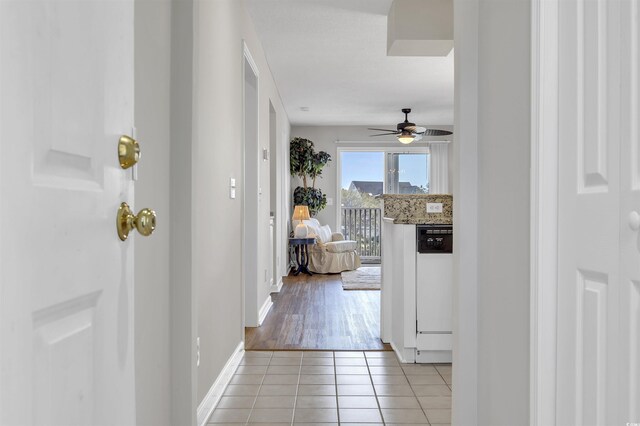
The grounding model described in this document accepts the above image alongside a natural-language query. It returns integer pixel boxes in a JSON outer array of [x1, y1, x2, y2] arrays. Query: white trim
[[270, 276, 283, 294], [530, 0, 559, 424], [390, 341, 416, 364], [197, 341, 245, 426], [242, 41, 260, 78], [281, 128, 290, 278], [257, 295, 273, 326]]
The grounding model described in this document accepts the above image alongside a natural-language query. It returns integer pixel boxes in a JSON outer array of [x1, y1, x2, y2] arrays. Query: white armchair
[[292, 218, 361, 274]]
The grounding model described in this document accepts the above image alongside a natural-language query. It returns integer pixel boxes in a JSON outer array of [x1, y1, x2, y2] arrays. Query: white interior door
[[0, 0, 136, 424], [556, 0, 638, 424]]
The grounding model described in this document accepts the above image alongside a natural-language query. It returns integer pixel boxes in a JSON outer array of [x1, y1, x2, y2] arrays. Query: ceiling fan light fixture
[[368, 109, 453, 142], [397, 132, 415, 144]]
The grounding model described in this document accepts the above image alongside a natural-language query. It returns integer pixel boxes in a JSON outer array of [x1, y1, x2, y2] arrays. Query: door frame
[[529, 0, 560, 423], [241, 41, 261, 328], [451, 0, 479, 423]]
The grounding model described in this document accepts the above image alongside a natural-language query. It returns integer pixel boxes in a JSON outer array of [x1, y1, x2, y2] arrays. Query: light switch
[[326, 197, 334, 206], [229, 177, 237, 199], [427, 202, 443, 213]]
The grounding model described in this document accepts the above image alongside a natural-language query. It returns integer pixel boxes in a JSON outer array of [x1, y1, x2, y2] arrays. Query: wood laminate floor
[[245, 272, 390, 351]]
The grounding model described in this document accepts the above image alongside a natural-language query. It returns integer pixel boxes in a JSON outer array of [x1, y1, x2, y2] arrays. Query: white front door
[[556, 0, 639, 424], [0, 0, 136, 424]]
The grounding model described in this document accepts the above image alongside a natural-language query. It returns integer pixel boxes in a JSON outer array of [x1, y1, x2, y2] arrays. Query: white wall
[[192, 0, 290, 403], [476, 0, 531, 422], [169, 0, 197, 423], [132, 2, 291, 422], [134, 1, 172, 424], [290, 126, 452, 231]]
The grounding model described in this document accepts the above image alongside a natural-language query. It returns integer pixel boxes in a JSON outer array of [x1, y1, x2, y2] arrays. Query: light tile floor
[[208, 351, 451, 425]]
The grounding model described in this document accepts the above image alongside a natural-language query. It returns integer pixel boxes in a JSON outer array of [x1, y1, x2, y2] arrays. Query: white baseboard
[[390, 341, 416, 364], [415, 350, 452, 363], [257, 295, 273, 326], [270, 277, 283, 294], [197, 341, 244, 426]]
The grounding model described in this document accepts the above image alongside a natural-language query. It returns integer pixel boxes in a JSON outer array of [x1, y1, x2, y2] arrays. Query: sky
[[340, 151, 429, 189]]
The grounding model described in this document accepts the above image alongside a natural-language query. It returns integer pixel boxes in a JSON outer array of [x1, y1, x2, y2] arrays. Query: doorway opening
[[245, 144, 434, 352], [242, 43, 262, 328]]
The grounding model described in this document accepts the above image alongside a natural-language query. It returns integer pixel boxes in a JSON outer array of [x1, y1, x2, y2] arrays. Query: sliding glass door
[[339, 151, 384, 263], [338, 148, 431, 263]]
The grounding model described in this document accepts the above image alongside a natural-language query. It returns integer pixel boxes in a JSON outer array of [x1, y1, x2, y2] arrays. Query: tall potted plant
[[289, 137, 331, 216]]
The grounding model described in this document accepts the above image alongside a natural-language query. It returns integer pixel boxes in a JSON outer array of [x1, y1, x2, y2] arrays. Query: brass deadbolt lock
[[116, 202, 156, 241], [118, 135, 140, 169]]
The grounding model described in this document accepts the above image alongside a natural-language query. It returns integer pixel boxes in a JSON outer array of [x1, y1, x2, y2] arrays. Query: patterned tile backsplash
[[382, 194, 453, 224]]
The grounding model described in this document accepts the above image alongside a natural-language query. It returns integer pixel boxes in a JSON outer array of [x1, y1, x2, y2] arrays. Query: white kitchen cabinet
[[417, 253, 453, 332], [416, 252, 453, 363], [381, 219, 453, 363]]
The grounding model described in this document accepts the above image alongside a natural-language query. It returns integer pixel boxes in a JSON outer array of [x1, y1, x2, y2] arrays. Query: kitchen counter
[[382, 194, 453, 224], [391, 217, 453, 225], [383, 216, 453, 225]]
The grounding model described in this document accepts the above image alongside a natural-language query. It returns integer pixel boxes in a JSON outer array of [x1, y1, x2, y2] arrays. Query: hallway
[[209, 350, 451, 425], [245, 273, 388, 351]]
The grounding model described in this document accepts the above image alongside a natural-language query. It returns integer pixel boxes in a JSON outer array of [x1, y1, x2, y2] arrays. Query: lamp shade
[[397, 133, 415, 144], [292, 205, 311, 221]]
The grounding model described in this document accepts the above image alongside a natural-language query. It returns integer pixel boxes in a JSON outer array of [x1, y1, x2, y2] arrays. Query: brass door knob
[[116, 202, 156, 241], [118, 135, 140, 169]]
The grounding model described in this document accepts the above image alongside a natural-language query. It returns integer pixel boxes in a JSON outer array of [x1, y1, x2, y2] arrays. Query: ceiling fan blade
[[367, 128, 399, 133], [415, 129, 453, 136], [370, 132, 399, 137]]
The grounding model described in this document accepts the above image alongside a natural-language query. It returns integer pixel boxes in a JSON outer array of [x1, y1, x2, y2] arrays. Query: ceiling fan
[[368, 108, 453, 144]]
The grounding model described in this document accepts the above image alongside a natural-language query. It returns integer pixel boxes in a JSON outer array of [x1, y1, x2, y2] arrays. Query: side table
[[289, 237, 316, 276]]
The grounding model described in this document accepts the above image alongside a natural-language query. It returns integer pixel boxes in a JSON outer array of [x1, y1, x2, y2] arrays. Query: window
[[386, 152, 430, 194], [340, 151, 384, 209], [338, 149, 431, 207]]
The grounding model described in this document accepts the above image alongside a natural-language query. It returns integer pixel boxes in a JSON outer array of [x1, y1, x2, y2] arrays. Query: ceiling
[[245, 0, 454, 128]]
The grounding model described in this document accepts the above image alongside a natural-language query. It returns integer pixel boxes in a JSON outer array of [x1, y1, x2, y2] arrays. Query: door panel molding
[[577, 0, 609, 193], [576, 269, 608, 426]]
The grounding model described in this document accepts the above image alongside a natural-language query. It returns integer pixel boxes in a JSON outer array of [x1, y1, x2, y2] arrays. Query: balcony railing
[[341, 207, 382, 263]]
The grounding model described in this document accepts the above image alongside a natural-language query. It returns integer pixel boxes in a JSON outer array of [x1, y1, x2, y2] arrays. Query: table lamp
[[292, 205, 311, 238]]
